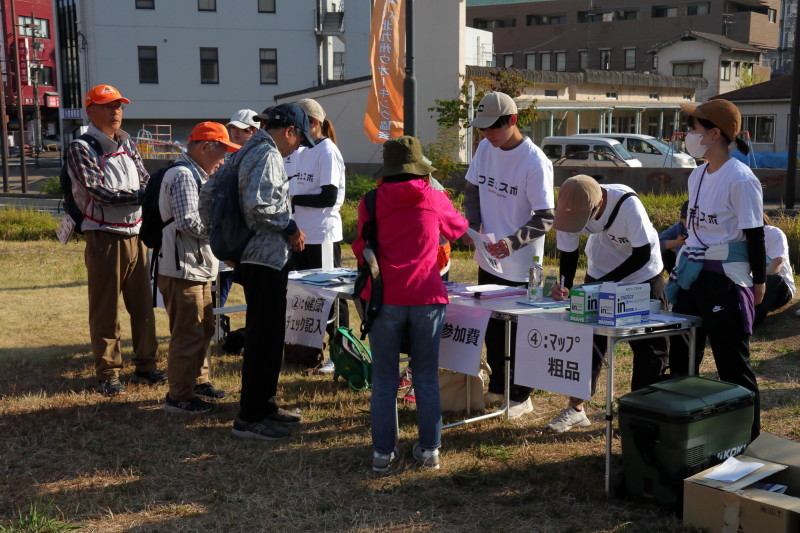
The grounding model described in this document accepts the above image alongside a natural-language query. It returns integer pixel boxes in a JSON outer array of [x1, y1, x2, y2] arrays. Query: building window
[[504, 54, 514, 68], [687, 3, 710, 16], [734, 61, 741, 76], [544, 89, 558, 98], [768, 8, 777, 23], [526, 54, 536, 70], [579, 50, 588, 69], [673, 62, 703, 77], [136, 0, 155, 8], [526, 14, 566, 25], [198, 0, 216, 11], [606, 92, 618, 99], [200, 47, 219, 84], [258, 0, 276, 12], [652, 6, 678, 18], [540, 53, 551, 71], [613, 9, 638, 20], [600, 50, 611, 70], [625, 49, 636, 70], [577, 11, 600, 23], [333, 51, 344, 80], [18, 16, 49, 39], [473, 18, 515, 29], [36, 65, 54, 86], [741, 115, 774, 143], [555, 52, 566, 71], [138, 46, 158, 84], [649, 93, 660, 100], [721, 61, 731, 81], [259, 48, 277, 84]]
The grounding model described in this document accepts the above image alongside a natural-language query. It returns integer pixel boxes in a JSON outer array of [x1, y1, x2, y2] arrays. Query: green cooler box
[[618, 376, 754, 508]]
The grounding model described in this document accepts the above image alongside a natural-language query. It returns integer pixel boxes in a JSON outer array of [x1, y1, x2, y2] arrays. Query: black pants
[[584, 273, 669, 396], [479, 268, 532, 403], [291, 242, 350, 334], [669, 270, 760, 440], [661, 249, 678, 276], [238, 262, 290, 422], [753, 274, 792, 328]]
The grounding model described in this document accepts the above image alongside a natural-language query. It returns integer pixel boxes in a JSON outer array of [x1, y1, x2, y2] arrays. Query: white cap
[[296, 98, 326, 122], [468, 92, 518, 128], [227, 109, 260, 130]]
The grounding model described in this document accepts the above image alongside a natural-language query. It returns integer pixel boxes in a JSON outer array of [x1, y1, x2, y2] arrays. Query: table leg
[[687, 328, 697, 376], [605, 336, 617, 496], [504, 318, 511, 421]]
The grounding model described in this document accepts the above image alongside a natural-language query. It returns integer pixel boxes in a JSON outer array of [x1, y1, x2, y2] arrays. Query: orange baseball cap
[[84, 84, 131, 108], [188, 122, 241, 152]]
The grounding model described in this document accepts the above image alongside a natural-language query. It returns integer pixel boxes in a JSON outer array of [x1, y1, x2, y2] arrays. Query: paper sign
[[57, 215, 75, 245], [284, 283, 335, 348], [438, 305, 491, 376], [513, 315, 593, 400], [467, 227, 503, 274]]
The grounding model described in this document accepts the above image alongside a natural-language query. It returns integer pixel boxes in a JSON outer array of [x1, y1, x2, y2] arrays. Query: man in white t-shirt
[[758, 217, 795, 326], [462, 91, 555, 419], [548, 175, 667, 433]]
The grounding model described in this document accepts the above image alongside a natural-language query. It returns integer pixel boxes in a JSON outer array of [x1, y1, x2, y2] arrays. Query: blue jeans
[[369, 303, 445, 455]]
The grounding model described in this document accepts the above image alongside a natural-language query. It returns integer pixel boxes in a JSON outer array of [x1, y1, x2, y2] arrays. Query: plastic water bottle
[[528, 256, 544, 302]]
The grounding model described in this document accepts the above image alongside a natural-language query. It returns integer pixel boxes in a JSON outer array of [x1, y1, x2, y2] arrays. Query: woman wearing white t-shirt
[[288, 99, 349, 372], [755, 214, 795, 326], [667, 99, 765, 440]]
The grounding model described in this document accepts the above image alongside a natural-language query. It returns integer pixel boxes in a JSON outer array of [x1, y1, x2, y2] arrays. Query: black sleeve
[[596, 243, 652, 282], [504, 209, 554, 251], [743, 226, 766, 284], [463, 183, 482, 231], [559, 249, 580, 289], [291, 184, 338, 208]]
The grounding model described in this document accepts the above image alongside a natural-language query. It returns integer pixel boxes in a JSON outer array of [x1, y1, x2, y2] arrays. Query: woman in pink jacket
[[353, 136, 468, 473]]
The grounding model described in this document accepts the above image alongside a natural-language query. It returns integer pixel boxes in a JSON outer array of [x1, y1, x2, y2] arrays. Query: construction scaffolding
[[134, 124, 185, 159]]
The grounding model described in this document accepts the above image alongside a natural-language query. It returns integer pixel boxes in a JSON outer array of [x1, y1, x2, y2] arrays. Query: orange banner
[[363, 0, 405, 144]]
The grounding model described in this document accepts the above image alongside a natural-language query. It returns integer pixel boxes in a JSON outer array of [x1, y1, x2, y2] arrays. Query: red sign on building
[[46, 94, 59, 107], [18, 37, 29, 86]]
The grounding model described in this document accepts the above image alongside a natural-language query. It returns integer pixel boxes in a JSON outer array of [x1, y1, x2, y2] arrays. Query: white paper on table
[[703, 456, 764, 483], [466, 227, 503, 275], [438, 305, 491, 376]]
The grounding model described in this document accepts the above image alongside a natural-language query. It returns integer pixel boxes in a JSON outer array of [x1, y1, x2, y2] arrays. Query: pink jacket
[[352, 179, 468, 305]]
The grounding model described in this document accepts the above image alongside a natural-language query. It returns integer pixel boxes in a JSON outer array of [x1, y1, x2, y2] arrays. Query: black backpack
[[139, 160, 199, 250], [352, 188, 383, 340], [59, 134, 103, 234]]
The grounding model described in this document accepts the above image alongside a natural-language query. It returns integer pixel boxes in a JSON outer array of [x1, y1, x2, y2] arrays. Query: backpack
[[352, 188, 383, 340], [329, 326, 373, 391], [59, 134, 103, 234], [139, 160, 198, 250]]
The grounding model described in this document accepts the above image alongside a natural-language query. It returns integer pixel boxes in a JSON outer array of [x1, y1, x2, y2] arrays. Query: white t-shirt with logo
[[557, 184, 662, 283], [465, 137, 555, 282], [685, 158, 763, 248], [286, 138, 346, 244], [764, 224, 795, 296]]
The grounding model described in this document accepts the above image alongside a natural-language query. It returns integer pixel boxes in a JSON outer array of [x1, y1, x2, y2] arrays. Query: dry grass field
[[0, 242, 798, 533]]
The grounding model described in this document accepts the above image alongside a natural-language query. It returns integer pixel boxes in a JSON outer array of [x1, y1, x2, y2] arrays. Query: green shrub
[[345, 174, 375, 202], [37, 176, 63, 196], [0, 207, 59, 241]]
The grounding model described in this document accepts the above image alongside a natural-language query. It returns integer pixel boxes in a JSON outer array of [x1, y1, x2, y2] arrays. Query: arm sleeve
[[559, 249, 580, 289], [67, 141, 142, 206], [291, 184, 338, 208], [502, 208, 554, 251], [463, 183, 482, 231], [596, 243, 651, 282], [744, 226, 766, 284]]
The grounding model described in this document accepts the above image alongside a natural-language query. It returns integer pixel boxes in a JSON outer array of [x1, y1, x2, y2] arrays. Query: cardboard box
[[598, 282, 650, 326], [683, 432, 800, 533], [569, 284, 601, 323]]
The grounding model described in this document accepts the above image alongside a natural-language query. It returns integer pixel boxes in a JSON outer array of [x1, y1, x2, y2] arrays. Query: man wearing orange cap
[[66, 84, 166, 395], [157, 122, 240, 414]]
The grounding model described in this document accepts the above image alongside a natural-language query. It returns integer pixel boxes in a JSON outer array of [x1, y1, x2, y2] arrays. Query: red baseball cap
[[188, 122, 241, 152], [84, 84, 131, 108]]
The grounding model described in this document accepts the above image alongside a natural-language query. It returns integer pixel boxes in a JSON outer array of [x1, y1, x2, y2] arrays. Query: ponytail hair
[[321, 118, 337, 145], [734, 137, 750, 155]]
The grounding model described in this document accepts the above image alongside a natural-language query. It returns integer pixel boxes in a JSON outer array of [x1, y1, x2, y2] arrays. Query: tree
[[734, 64, 765, 90]]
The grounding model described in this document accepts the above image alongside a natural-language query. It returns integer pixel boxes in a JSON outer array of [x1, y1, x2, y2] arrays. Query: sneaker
[[194, 382, 228, 400], [484, 392, 505, 407], [132, 369, 167, 385], [163, 394, 213, 414], [231, 416, 291, 440], [402, 387, 416, 403], [398, 368, 412, 389], [318, 359, 336, 375], [546, 406, 591, 433], [98, 378, 126, 396], [412, 443, 441, 471], [265, 407, 303, 424], [506, 397, 534, 419], [372, 447, 400, 473]]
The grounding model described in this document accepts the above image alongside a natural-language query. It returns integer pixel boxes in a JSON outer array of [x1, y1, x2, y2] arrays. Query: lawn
[[0, 240, 798, 533]]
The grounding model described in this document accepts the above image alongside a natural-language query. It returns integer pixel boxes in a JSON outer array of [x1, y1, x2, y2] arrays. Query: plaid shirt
[[165, 153, 207, 240]]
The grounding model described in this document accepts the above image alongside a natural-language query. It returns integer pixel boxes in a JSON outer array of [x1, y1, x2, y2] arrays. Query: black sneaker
[[132, 369, 167, 385], [163, 394, 213, 414], [231, 416, 291, 440], [194, 382, 228, 400], [98, 378, 126, 396], [266, 407, 303, 424]]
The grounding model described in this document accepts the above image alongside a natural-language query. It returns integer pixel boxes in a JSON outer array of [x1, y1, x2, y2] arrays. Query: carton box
[[598, 282, 650, 326], [683, 432, 800, 533], [569, 284, 601, 323]]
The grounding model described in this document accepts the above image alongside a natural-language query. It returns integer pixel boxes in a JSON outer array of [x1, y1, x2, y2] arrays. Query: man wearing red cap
[[66, 84, 166, 395], [157, 122, 240, 413]]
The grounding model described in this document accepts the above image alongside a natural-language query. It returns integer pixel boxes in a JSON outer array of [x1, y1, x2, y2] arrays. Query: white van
[[571, 133, 696, 168], [540, 136, 643, 168]]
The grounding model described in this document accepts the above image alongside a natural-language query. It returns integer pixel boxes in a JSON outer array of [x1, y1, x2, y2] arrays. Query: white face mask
[[684, 132, 709, 158]]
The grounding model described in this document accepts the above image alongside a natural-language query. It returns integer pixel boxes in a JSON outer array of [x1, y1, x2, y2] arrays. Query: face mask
[[684, 132, 709, 158]]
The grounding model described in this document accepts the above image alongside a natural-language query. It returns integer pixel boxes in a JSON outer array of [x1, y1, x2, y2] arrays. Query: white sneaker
[[372, 447, 399, 473], [318, 359, 335, 374], [506, 397, 533, 419], [484, 392, 505, 406], [546, 407, 591, 433], [412, 443, 440, 470]]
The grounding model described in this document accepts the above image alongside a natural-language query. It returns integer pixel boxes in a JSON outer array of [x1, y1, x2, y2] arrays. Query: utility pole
[[785, 4, 800, 209], [403, 0, 416, 137], [10, 0, 28, 192], [28, 12, 41, 169], [0, 3, 11, 192]]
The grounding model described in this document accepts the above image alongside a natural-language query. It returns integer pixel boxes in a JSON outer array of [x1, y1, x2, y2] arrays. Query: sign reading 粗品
[[284, 284, 335, 349]]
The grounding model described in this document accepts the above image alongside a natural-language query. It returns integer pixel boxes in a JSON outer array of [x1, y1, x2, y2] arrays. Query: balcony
[[316, 1, 344, 36]]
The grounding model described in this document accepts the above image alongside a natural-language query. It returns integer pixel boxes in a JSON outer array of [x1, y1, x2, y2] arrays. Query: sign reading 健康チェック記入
[[284, 284, 335, 349]]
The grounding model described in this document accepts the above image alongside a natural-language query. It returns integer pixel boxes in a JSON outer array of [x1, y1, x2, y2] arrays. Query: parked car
[[540, 136, 643, 168], [571, 133, 696, 168]]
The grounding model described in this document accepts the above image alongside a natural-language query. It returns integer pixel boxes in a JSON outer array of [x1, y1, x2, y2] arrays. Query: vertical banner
[[513, 316, 594, 400], [284, 284, 335, 349], [363, 0, 405, 143], [438, 306, 491, 376]]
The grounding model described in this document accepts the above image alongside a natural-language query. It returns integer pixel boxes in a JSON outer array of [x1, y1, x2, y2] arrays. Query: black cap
[[258, 103, 314, 148]]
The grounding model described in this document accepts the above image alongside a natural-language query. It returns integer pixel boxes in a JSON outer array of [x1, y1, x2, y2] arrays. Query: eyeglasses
[[93, 102, 125, 112]]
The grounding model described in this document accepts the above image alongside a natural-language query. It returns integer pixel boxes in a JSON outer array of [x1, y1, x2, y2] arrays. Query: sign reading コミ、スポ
[[284, 284, 335, 349], [513, 316, 593, 400]]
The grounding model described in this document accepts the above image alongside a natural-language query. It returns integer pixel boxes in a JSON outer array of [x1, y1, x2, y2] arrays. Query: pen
[[560, 275, 565, 288]]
